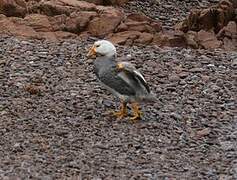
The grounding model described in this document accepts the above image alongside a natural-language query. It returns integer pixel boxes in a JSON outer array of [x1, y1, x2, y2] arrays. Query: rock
[[169, 74, 180, 82], [87, 7, 123, 36], [24, 84, 42, 95], [126, 13, 162, 33], [39, 31, 77, 41], [113, 0, 130, 5], [24, 14, 53, 32], [57, 0, 96, 10], [83, 0, 129, 5], [185, 31, 198, 49], [189, 68, 204, 73], [178, 72, 189, 78], [151, 22, 162, 32], [127, 13, 153, 23], [124, 20, 153, 33], [103, 0, 129, 5], [217, 21, 237, 39], [28, 1, 72, 16], [54, 31, 78, 39], [39, 32, 58, 41], [197, 30, 222, 49], [134, 32, 154, 44], [222, 37, 237, 51], [170, 112, 182, 120], [176, 0, 235, 33], [0, 0, 26, 17], [116, 22, 128, 32], [0, 14, 78, 41], [0, 16, 39, 39], [201, 75, 210, 82], [83, 0, 103, 5], [48, 14, 67, 31], [196, 128, 211, 138], [109, 31, 141, 45], [175, 0, 237, 50], [217, 21, 237, 50], [153, 31, 186, 47], [65, 11, 97, 33], [29, 0, 96, 16]]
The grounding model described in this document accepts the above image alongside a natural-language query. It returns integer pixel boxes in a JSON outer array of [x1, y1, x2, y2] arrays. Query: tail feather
[[141, 92, 157, 103]]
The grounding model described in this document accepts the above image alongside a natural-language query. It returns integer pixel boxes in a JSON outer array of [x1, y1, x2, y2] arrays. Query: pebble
[[189, 68, 205, 73], [0, 33, 236, 179]]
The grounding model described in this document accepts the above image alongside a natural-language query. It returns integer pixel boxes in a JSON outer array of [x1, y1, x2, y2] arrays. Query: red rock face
[[0, 0, 235, 49], [79, 0, 129, 5], [87, 7, 124, 37], [197, 30, 222, 49], [24, 14, 53, 32], [0, 0, 160, 43], [0, 0, 26, 17], [174, 0, 236, 50]]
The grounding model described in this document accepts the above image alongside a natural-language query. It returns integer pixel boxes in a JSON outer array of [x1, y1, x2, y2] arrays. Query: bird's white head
[[87, 40, 116, 58]]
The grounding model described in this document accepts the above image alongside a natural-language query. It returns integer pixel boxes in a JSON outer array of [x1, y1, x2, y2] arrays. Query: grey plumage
[[93, 55, 156, 103]]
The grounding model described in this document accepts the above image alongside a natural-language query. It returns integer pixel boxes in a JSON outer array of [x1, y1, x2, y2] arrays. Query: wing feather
[[117, 62, 150, 93]]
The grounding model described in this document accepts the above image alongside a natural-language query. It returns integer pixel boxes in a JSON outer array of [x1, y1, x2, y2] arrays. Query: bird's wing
[[117, 62, 150, 93]]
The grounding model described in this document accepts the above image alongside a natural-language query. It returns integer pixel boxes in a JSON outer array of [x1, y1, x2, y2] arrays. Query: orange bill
[[87, 46, 96, 58]]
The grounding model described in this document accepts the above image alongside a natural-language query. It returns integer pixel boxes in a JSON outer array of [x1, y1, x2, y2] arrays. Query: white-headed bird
[[87, 40, 156, 122]]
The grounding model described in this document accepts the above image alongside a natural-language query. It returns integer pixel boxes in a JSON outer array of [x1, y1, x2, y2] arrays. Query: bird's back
[[93, 56, 136, 96]]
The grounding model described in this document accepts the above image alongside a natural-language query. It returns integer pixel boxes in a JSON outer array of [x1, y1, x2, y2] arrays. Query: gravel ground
[[0, 35, 236, 179], [123, 0, 217, 28]]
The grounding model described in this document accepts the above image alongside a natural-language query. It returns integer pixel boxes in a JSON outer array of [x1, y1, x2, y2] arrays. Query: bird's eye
[[96, 44, 100, 48]]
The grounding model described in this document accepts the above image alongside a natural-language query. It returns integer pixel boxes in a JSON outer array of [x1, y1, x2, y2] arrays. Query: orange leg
[[113, 101, 128, 119], [130, 102, 142, 122]]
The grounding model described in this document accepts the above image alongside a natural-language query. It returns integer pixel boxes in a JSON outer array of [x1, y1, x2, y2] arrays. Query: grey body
[[93, 56, 155, 103]]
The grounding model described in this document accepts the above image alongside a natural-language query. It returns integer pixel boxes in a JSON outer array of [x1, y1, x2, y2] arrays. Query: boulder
[[82, 0, 103, 5], [0, 16, 39, 39], [175, 0, 236, 33], [39, 32, 58, 41], [0, 0, 26, 17], [106, 0, 130, 5], [134, 32, 154, 44], [126, 13, 162, 33], [185, 31, 198, 49], [28, 0, 96, 16], [29, 1, 73, 16], [87, 7, 123, 36], [127, 13, 153, 22], [109, 31, 153, 45], [108, 31, 141, 45], [24, 14, 53, 32], [65, 11, 97, 33], [56, 0, 96, 10], [222, 37, 237, 51], [217, 21, 237, 39], [48, 14, 67, 31], [54, 30, 78, 39], [84, 0, 129, 5], [217, 21, 237, 51], [197, 30, 222, 49], [153, 31, 186, 47], [124, 20, 156, 33]]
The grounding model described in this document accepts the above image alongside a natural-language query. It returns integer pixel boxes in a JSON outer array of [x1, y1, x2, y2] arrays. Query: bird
[[87, 40, 156, 122]]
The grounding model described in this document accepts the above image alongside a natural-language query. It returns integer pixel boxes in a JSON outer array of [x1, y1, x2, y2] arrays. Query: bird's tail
[[141, 92, 157, 103]]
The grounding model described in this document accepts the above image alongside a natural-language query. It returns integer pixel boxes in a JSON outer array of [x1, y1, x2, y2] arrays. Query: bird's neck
[[94, 55, 116, 69]]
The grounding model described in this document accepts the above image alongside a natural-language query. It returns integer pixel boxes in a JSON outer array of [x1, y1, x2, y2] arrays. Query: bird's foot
[[113, 110, 127, 119], [130, 102, 142, 123], [130, 112, 142, 123], [112, 101, 128, 120]]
